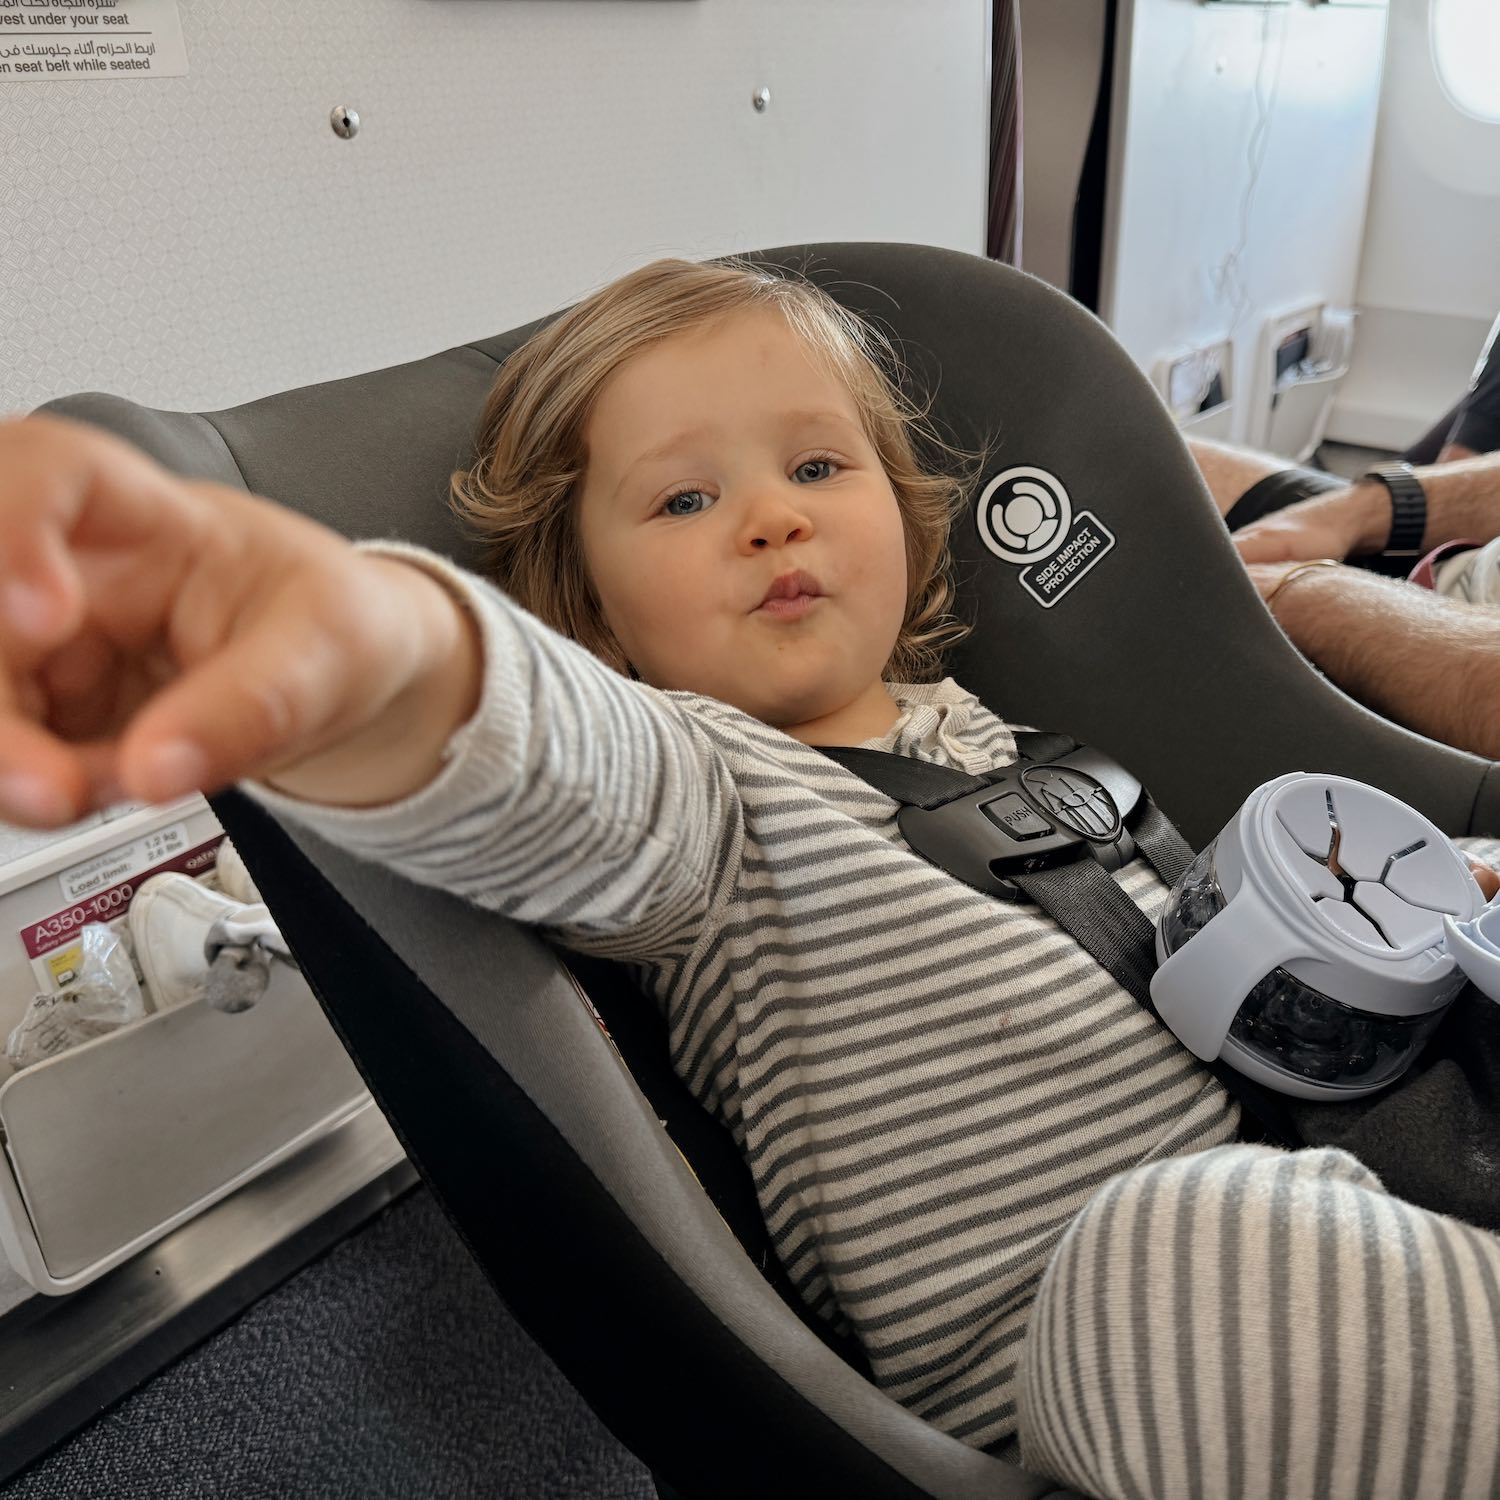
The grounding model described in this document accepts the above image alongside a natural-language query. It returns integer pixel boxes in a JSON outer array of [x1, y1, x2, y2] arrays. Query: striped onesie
[[251, 543, 1500, 1498]]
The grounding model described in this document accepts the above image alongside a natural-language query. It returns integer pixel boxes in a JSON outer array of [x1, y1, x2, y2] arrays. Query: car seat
[[41, 242, 1500, 1500]]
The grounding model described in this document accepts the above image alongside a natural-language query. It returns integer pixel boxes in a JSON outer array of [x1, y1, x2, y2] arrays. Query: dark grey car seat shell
[[42, 243, 1500, 1500]]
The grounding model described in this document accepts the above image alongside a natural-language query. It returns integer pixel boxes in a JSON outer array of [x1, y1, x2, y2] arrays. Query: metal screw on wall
[[752, 87, 770, 112], [330, 106, 360, 139]]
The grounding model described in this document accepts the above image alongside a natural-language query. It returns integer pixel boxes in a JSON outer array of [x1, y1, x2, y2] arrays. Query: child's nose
[[739, 488, 815, 551]]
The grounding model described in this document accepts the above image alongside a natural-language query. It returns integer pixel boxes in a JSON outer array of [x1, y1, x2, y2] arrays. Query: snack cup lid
[[1249, 775, 1486, 1015], [1445, 904, 1500, 1006]]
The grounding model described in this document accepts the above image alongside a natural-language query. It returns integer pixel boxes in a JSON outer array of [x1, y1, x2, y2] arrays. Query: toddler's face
[[577, 307, 908, 740]]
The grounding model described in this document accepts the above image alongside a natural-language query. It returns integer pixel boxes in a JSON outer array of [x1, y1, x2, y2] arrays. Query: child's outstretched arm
[[0, 414, 483, 824], [244, 535, 745, 950], [0, 415, 740, 955]]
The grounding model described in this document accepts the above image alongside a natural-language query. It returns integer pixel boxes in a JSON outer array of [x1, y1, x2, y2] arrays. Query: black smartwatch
[[1361, 461, 1427, 559]]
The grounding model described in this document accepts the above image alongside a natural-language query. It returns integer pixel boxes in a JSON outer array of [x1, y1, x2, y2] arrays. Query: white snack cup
[[1152, 772, 1492, 1101]]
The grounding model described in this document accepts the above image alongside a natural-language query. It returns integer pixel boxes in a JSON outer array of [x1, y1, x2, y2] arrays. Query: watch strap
[[1362, 461, 1427, 557]]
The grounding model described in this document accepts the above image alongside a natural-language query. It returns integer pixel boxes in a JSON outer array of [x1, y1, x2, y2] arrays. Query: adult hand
[[0, 414, 478, 828], [1233, 487, 1373, 565]]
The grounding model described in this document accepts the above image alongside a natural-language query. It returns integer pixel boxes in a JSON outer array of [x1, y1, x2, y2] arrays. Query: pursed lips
[[754, 570, 825, 619]]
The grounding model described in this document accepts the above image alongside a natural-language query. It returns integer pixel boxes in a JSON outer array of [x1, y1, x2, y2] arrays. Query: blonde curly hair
[[450, 256, 974, 683]]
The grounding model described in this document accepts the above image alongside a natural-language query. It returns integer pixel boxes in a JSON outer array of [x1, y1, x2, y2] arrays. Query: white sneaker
[[129, 873, 274, 1010], [215, 839, 263, 905]]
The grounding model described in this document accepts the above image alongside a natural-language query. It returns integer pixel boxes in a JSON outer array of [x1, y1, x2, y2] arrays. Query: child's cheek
[[617, 560, 716, 668], [861, 512, 911, 618]]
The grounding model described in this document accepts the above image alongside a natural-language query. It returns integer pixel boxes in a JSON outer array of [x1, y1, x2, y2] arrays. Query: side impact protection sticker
[[975, 466, 1116, 608]]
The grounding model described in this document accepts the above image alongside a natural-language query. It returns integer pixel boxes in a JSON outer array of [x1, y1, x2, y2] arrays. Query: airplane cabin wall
[[1330, 0, 1500, 450], [0, 0, 988, 419], [1097, 0, 1389, 454]]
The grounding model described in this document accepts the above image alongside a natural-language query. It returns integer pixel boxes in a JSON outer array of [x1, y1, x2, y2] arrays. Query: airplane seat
[[39, 242, 1500, 1500]]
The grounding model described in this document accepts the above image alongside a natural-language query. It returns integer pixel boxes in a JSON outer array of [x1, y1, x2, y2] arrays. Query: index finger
[[0, 414, 200, 647]]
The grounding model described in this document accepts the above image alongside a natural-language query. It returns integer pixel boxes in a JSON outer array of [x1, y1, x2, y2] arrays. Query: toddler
[[3, 258, 1500, 1499]]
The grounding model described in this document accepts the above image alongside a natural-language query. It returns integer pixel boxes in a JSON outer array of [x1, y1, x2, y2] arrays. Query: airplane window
[[1431, 0, 1500, 123]]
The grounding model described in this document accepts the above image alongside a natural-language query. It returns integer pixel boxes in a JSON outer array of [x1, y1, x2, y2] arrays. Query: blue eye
[[794, 458, 836, 484], [661, 489, 715, 517]]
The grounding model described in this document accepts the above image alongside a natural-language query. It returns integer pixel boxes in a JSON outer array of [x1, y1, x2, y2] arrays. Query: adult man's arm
[[1187, 438, 1289, 519], [1247, 560, 1500, 760], [1230, 451, 1500, 564]]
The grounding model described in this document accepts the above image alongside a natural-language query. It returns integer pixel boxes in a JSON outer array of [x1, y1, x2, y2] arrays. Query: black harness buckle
[[896, 747, 1145, 902]]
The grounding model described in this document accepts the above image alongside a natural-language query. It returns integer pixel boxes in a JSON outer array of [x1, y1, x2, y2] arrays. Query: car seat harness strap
[[821, 733, 1300, 1145]]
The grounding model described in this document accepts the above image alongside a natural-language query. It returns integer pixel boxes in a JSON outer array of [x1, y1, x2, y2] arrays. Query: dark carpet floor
[[2, 1186, 656, 1500]]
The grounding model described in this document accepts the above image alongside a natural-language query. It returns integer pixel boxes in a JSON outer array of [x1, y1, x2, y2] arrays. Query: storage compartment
[[1249, 302, 1358, 460], [0, 799, 372, 1294]]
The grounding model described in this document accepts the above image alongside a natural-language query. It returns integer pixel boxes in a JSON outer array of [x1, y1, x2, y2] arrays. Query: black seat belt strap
[[1010, 859, 1158, 1009], [818, 745, 991, 809], [1011, 730, 1079, 765], [1131, 799, 1193, 888]]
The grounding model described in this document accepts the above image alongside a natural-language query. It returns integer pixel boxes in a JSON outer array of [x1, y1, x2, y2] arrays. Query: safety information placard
[[0, 0, 187, 81], [59, 821, 194, 904], [21, 830, 222, 992]]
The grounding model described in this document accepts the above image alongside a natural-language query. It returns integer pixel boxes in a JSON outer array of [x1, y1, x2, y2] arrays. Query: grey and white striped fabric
[[249, 542, 1500, 1477], [1018, 1143, 1500, 1499]]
